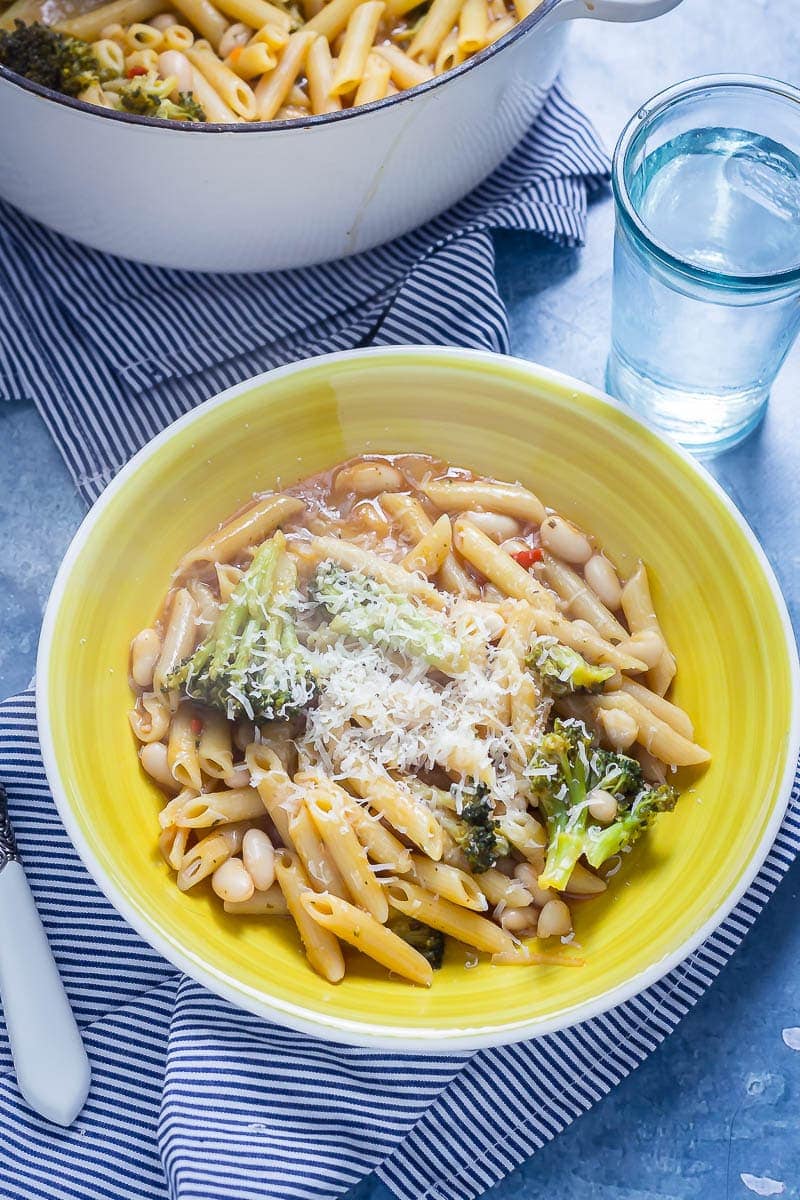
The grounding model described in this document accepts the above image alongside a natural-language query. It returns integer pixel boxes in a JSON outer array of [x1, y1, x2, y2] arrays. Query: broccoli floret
[[529, 720, 679, 889], [387, 915, 445, 969], [529, 718, 595, 891], [592, 747, 643, 799], [439, 782, 509, 873], [312, 560, 467, 675], [0, 20, 105, 95], [527, 636, 615, 697], [585, 784, 678, 868], [165, 531, 315, 722], [119, 83, 205, 121]]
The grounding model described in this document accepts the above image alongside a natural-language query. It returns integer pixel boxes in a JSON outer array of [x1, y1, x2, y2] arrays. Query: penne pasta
[[245, 742, 298, 843], [176, 821, 251, 890], [305, 791, 388, 920], [186, 39, 258, 116], [381, 491, 478, 596], [371, 43, 433, 89], [213, 0, 291, 32], [621, 562, 677, 696], [387, 879, 516, 956], [169, 0, 230, 47], [197, 708, 234, 778], [305, 0, 362, 39], [346, 774, 444, 861], [159, 824, 190, 871], [153, 588, 198, 692], [408, 854, 488, 911], [402, 513, 452, 577], [614, 676, 694, 740], [186, 60, 243, 118], [306, 34, 341, 114], [223, 882, 289, 914], [424, 477, 546, 525], [329, 0, 384, 96], [537, 552, 628, 642], [592, 692, 710, 767], [288, 802, 350, 898], [225, 39, 276, 77], [408, 0, 461, 61], [178, 494, 304, 572], [496, 810, 547, 861], [128, 692, 171, 743], [353, 50, 392, 104], [298, 771, 413, 871], [159, 785, 265, 827], [452, 516, 557, 612], [457, 0, 488, 52], [301, 892, 433, 986], [275, 851, 345, 983], [167, 703, 202, 789], [310, 534, 446, 608], [253, 28, 316, 119], [56, 0, 163, 39]]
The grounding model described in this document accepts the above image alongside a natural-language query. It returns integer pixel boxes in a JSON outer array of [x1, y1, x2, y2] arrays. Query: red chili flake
[[190, 717, 204, 736], [511, 547, 543, 569], [127, 65, 148, 77]]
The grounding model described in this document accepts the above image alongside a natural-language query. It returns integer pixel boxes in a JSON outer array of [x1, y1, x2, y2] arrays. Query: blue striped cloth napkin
[[1, 80, 798, 1200]]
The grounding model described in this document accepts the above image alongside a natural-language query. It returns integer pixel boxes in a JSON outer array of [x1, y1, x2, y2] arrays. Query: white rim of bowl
[[36, 345, 800, 1051]]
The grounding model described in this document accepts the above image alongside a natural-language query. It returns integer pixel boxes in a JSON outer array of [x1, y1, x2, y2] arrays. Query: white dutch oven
[[0, 0, 680, 271]]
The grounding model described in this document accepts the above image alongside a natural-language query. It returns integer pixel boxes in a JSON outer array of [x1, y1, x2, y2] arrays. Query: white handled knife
[[0, 783, 91, 1125]]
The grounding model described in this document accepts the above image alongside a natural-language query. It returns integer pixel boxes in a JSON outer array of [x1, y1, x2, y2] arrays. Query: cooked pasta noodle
[[130, 452, 708, 986]]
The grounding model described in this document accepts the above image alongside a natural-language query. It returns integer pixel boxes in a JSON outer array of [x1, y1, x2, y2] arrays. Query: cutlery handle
[[0, 862, 91, 1126]]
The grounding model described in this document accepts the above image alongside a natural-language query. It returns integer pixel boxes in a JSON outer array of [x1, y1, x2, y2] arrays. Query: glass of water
[[607, 75, 800, 453]]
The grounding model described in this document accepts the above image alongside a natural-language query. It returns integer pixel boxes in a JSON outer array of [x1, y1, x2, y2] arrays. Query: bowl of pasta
[[0, 0, 681, 271], [37, 346, 799, 1049]]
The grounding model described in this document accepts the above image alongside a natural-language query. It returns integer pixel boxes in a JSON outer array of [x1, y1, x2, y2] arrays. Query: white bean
[[462, 510, 520, 543], [584, 554, 622, 610], [537, 898, 572, 939], [513, 864, 551, 907], [539, 515, 592, 564], [139, 742, 180, 792], [212, 857, 255, 903], [151, 11, 180, 29], [218, 20, 251, 56], [597, 706, 638, 751], [332, 461, 405, 498], [157, 49, 193, 92], [587, 787, 618, 824], [242, 828, 275, 891], [500, 905, 539, 935], [130, 628, 162, 688]]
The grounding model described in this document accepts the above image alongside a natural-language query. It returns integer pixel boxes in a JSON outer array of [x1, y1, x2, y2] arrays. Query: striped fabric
[[1, 80, 797, 1200], [0, 82, 607, 504]]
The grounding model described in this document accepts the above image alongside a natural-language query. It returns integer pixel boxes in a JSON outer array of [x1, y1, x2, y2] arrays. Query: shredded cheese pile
[[296, 594, 544, 808]]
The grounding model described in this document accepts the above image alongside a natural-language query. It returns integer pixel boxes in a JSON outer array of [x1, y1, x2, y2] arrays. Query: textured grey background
[[1, 0, 799, 1195]]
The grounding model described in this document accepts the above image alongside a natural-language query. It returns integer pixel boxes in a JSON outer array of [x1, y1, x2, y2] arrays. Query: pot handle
[[542, 0, 683, 27]]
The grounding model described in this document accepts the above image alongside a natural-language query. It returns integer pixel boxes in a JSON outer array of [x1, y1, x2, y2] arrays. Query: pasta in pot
[[0, 0, 544, 124], [128, 452, 710, 987]]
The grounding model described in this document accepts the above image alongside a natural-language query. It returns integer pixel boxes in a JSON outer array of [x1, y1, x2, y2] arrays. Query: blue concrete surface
[[2, 0, 800, 1196]]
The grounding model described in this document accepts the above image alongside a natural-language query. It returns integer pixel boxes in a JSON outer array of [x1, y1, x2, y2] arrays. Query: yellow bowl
[[37, 348, 800, 1050]]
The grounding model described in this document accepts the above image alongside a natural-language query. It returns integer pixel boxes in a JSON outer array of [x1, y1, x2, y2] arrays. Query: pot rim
[[0, 0, 560, 133]]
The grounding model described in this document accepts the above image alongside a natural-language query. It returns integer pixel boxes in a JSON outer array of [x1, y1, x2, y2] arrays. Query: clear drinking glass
[[607, 75, 800, 453]]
